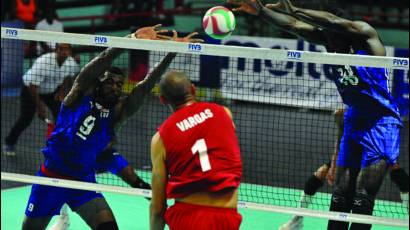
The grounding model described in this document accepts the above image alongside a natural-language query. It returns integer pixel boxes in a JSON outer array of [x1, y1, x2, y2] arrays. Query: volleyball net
[[1, 27, 409, 228]]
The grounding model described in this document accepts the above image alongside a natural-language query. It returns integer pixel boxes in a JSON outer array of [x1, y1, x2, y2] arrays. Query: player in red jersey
[[149, 71, 243, 230]]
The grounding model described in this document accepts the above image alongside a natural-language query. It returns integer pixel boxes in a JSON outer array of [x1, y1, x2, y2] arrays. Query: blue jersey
[[42, 96, 115, 180], [332, 51, 402, 127]]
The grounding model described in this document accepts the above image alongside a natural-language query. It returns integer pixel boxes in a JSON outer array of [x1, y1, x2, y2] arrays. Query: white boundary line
[[2, 172, 408, 227], [1, 27, 409, 70]]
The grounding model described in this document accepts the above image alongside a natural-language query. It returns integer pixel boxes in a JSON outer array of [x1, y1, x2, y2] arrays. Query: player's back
[[42, 96, 115, 180], [159, 102, 242, 199]]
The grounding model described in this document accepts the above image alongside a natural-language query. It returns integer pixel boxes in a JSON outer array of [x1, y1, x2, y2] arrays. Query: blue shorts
[[25, 171, 103, 218], [337, 123, 401, 168], [95, 149, 129, 175]]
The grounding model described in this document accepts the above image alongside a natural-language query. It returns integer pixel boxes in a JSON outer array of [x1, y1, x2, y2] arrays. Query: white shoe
[[49, 212, 70, 230], [279, 216, 303, 230]]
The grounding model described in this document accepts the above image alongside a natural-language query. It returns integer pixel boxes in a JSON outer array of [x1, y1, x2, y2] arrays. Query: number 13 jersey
[[158, 102, 243, 199]]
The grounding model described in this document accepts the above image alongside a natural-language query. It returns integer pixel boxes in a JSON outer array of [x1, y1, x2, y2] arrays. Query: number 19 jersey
[[42, 96, 115, 180], [158, 102, 243, 199]]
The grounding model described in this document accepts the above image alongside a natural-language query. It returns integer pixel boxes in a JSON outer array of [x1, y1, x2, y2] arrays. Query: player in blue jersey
[[228, 1, 404, 229], [280, 109, 409, 230], [22, 25, 203, 230]]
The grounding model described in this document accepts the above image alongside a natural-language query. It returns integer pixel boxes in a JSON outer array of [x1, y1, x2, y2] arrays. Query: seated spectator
[[35, 9, 63, 55]]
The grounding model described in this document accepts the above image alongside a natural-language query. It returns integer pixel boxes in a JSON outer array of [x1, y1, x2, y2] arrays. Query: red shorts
[[164, 202, 242, 230]]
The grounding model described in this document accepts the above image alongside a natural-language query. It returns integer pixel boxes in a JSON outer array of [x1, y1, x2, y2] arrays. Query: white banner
[[219, 36, 396, 110]]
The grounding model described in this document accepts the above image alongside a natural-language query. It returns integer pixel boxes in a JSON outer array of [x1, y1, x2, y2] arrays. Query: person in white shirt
[[35, 9, 63, 55], [3, 43, 79, 156]]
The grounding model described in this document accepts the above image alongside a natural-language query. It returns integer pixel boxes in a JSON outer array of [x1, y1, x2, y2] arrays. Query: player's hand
[[333, 108, 344, 128], [265, 0, 295, 14], [134, 24, 171, 40], [326, 165, 336, 186], [171, 30, 204, 43], [227, 0, 263, 15]]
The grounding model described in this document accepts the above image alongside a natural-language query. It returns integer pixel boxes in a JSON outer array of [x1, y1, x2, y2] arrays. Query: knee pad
[[329, 189, 351, 212], [350, 193, 374, 230], [351, 193, 375, 215], [96, 221, 119, 230], [304, 175, 324, 195], [390, 168, 409, 192]]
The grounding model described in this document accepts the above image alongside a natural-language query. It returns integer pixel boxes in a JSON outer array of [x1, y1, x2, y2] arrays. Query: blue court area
[[1, 172, 407, 230]]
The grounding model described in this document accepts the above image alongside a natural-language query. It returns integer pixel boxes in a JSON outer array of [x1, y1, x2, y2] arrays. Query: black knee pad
[[350, 193, 374, 230], [390, 168, 409, 192], [304, 175, 324, 195], [351, 193, 375, 216], [96, 221, 119, 230], [329, 189, 351, 212]]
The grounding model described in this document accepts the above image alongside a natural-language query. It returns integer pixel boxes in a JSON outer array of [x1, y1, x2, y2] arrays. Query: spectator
[[11, 0, 37, 27], [108, 0, 128, 23], [3, 43, 79, 156], [35, 9, 63, 56]]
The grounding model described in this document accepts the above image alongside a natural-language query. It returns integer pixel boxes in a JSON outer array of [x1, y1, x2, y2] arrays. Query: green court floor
[[1, 185, 407, 230]]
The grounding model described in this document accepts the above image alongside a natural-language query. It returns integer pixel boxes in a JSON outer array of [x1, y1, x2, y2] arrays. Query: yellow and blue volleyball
[[202, 6, 236, 40]]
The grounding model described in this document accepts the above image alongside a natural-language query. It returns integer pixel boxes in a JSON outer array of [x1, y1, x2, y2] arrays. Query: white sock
[[400, 192, 409, 211], [299, 192, 314, 209]]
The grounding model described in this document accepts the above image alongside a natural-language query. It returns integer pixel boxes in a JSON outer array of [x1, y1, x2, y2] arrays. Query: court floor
[[1, 176, 407, 230]]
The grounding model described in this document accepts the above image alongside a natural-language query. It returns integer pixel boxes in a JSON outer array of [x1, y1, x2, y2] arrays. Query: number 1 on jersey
[[191, 139, 211, 172]]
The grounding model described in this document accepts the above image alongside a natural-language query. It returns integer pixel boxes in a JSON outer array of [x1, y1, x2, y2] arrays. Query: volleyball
[[202, 6, 236, 39]]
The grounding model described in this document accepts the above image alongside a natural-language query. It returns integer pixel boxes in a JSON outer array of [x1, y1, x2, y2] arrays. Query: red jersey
[[158, 102, 242, 199]]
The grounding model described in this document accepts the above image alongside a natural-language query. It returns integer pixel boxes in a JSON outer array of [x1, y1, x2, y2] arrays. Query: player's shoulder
[[64, 56, 80, 68], [35, 19, 47, 28], [37, 52, 55, 62], [333, 108, 345, 116]]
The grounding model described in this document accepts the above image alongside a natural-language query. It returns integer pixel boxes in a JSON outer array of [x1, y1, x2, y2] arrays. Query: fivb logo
[[393, 58, 409, 67], [287, 51, 302, 60], [188, 43, 202, 52], [5, 29, 18, 37], [94, 36, 108, 44]]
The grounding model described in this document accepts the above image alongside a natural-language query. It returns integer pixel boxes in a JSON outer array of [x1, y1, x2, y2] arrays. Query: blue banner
[[393, 48, 409, 117], [1, 20, 25, 96]]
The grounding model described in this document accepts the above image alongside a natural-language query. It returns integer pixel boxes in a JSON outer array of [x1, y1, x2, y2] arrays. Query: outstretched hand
[[134, 24, 171, 40], [171, 30, 204, 43], [227, 0, 263, 15]]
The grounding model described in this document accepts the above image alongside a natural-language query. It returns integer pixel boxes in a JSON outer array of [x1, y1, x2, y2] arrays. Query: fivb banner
[[1, 20, 25, 96]]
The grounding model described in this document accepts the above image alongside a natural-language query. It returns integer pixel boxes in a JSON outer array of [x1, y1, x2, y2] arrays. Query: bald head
[[159, 71, 193, 107]]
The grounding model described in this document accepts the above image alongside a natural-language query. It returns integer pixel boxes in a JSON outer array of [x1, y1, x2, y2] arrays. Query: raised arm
[[327, 108, 345, 185], [276, 0, 377, 40], [62, 43, 128, 108], [114, 31, 203, 127], [228, 0, 327, 45], [63, 25, 173, 108]]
